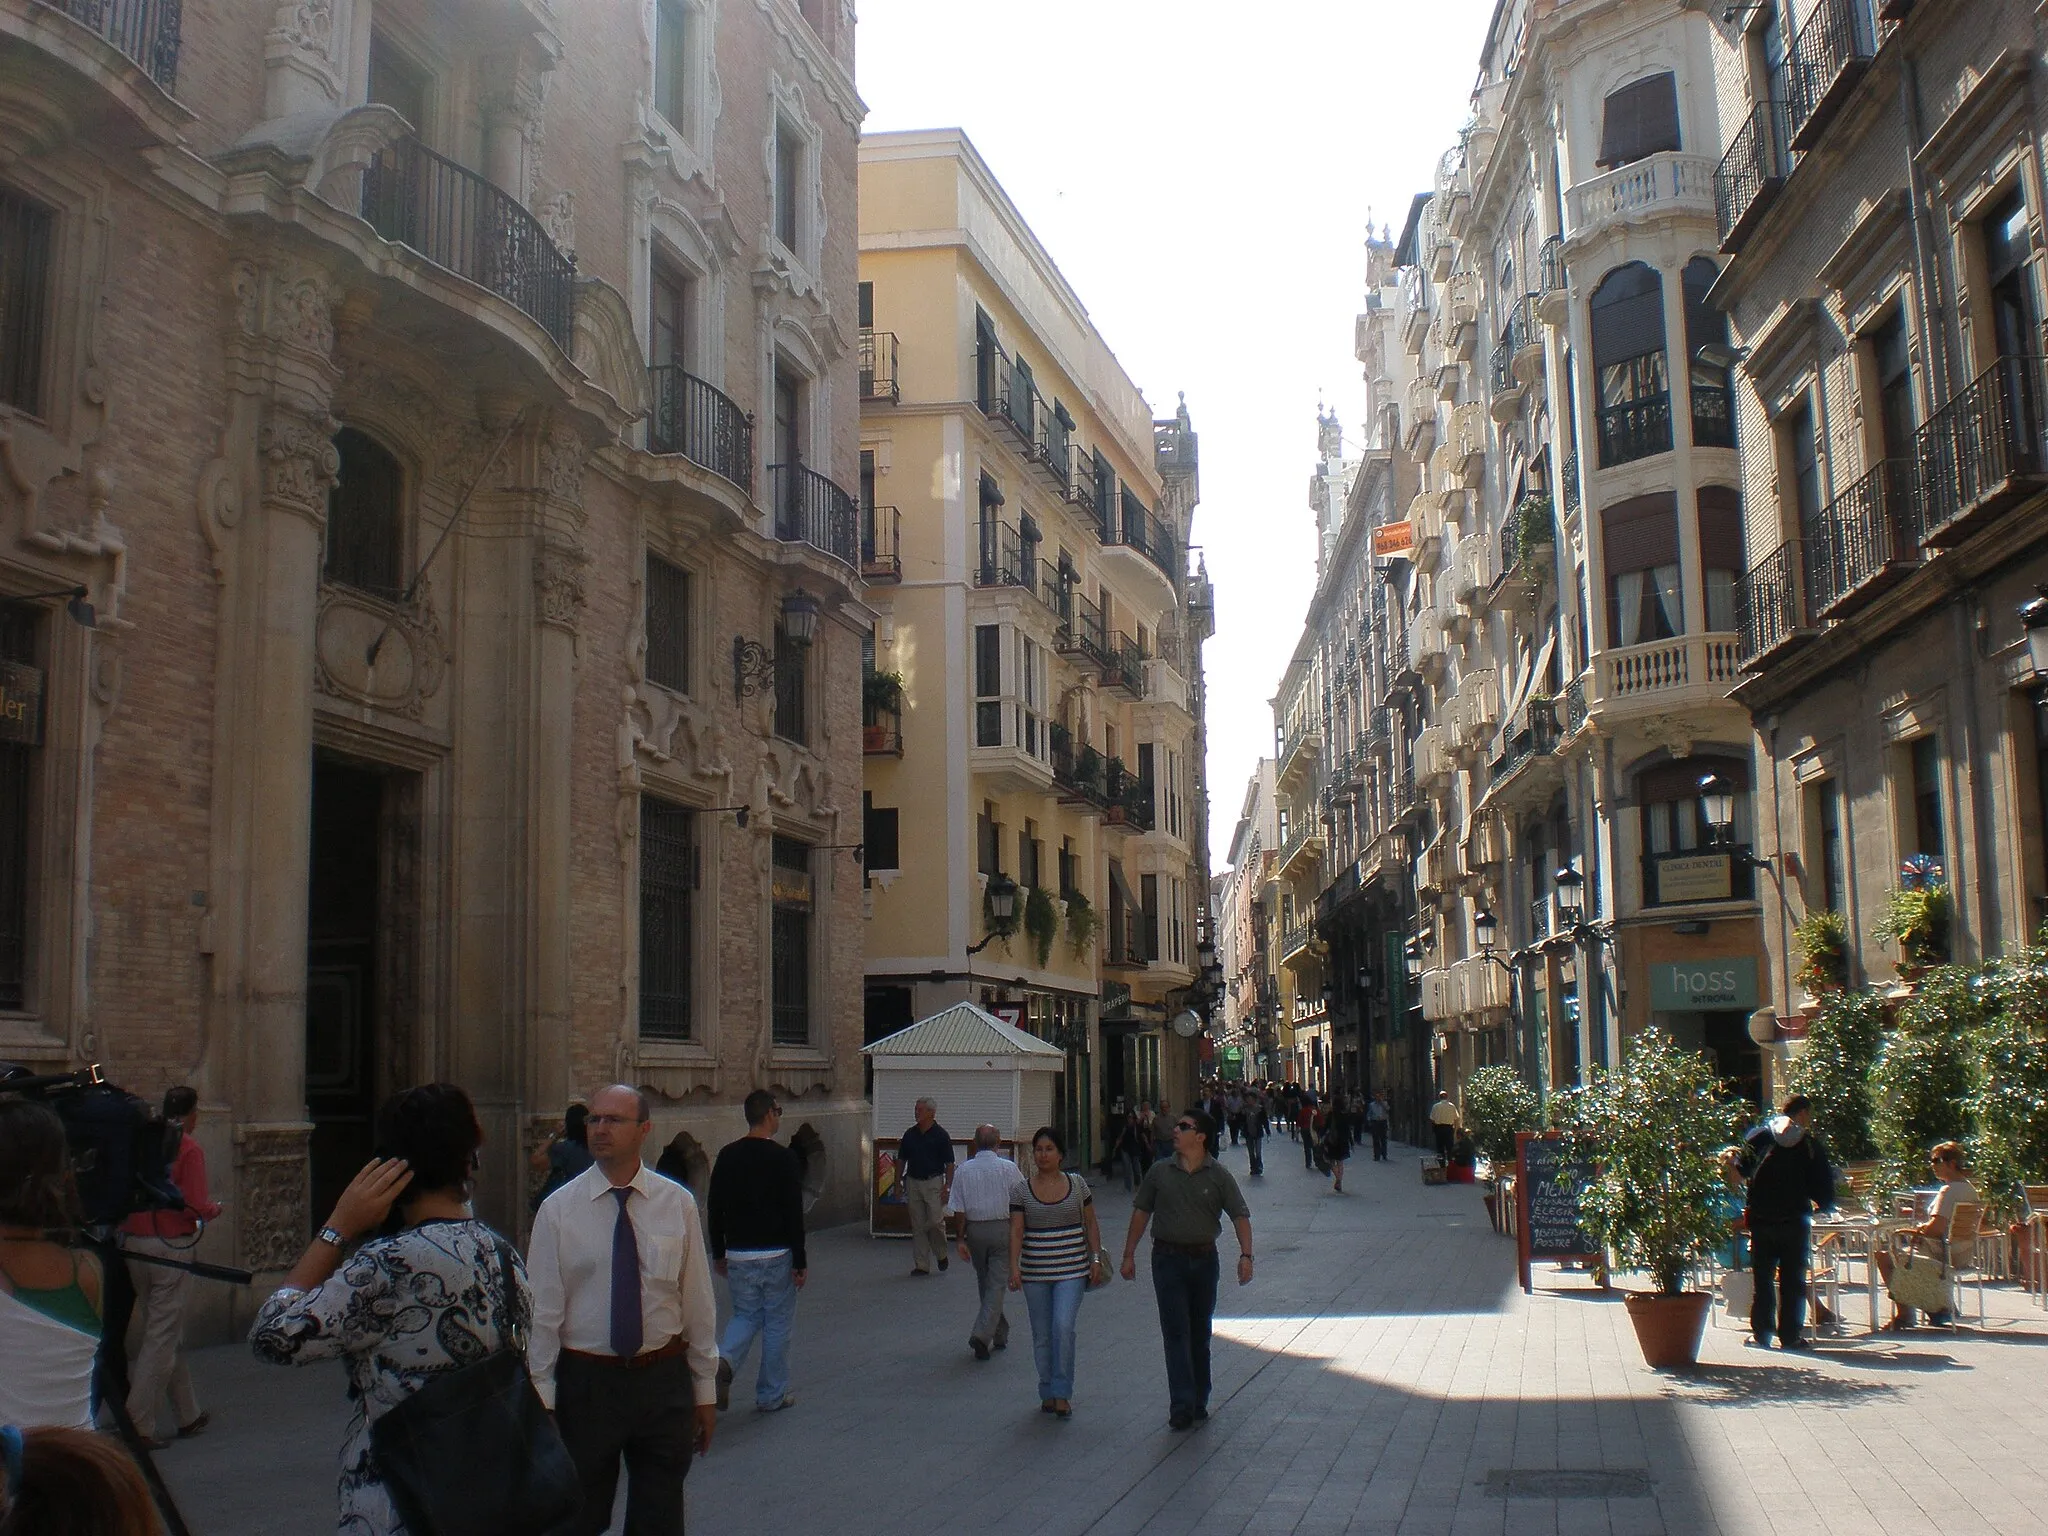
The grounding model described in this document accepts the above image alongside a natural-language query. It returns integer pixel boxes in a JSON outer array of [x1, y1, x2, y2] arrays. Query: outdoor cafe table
[[1812, 1212, 1907, 1333]]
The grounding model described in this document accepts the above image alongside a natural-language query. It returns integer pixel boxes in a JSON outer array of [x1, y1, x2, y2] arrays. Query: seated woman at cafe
[[1875, 1141, 1977, 1329]]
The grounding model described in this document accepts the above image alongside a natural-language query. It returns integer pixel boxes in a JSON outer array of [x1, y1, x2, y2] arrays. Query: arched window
[[1684, 257, 1734, 447], [1598, 72, 1681, 169], [1592, 263, 1671, 467], [326, 428, 404, 598]]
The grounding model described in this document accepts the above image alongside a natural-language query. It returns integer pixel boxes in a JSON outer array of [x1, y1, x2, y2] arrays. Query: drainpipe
[[1955, 594, 1998, 958]]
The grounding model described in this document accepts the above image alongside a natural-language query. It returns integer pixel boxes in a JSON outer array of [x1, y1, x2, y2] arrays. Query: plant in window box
[[1023, 885, 1060, 968], [1516, 492, 1556, 557], [1549, 1031, 1748, 1368], [862, 669, 904, 715], [1064, 891, 1102, 959], [1792, 908, 1850, 1000]]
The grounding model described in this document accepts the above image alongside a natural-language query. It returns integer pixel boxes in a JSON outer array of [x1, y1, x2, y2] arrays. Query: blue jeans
[[1022, 1276, 1086, 1400], [719, 1253, 797, 1407], [1150, 1247, 1219, 1414]]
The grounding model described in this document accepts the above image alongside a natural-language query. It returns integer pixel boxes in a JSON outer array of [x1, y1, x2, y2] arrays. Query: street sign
[[1647, 955, 1759, 1011]]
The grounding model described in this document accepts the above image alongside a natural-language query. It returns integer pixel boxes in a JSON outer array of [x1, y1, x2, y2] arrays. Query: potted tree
[[1871, 880, 1951, 981], [1792, 908, 1850, 1005], [1552, 1032, 1748, 1369], [1462, 1065, 1540, 1233], [862, 670, 904, 753]]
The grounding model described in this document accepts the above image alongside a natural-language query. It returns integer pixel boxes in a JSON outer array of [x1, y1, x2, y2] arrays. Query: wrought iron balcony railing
[[1055, 589, 1107, 664], [1107, 492, 1178, 582], [1734, 540, 1804, 666], [975, 520, 1040, 595], [360, 136, 574, 348], [1715, 99, 1791, 253], [1691, 379, 1735, 448], [767, 462, 859, 567], [37, 0, 181, 88], [1561, 449, 1581, 514], [1596, 392, 1673, 468], [1101, 632, 1146, 698], [646, 365, 752, 491], [1804, 457, 1919, 617], [858, 329, 898, 403], [1539, 236, 1566, 299], [1913, 354, 2048, 546], [862, 504, 901, 582], [1784, 0, 1878, 153]]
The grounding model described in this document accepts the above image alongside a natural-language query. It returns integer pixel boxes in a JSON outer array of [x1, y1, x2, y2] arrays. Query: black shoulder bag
[[369, 1235, 582, 1536]]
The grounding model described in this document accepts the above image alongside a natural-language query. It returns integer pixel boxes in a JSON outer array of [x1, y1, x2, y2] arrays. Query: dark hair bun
[[373, 1083, 484, 1198]]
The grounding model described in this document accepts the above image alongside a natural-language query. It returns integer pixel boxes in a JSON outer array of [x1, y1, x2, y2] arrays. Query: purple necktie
[[610, 1187, 643, 1358]]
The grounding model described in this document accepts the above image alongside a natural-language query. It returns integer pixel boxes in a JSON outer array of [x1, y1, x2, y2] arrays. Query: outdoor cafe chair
[[1941, 1202, 1987, 1326]]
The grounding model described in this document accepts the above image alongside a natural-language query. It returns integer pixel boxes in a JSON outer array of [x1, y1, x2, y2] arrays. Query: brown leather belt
[[561, 1336, 687, 1370], [1153, 1239, 1218, 1257]]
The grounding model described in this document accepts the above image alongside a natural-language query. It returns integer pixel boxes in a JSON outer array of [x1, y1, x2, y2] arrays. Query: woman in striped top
[[1007, 1127, 1102, 1419]]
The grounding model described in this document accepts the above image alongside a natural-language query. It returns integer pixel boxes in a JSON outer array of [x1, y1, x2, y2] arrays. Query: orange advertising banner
[[1371, 521, 1415, 558]]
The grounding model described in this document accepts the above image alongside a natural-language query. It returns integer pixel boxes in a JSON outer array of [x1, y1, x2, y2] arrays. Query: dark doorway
[[305, 754, 420, 1231], [861, 985, 914, 1097], [1698, 1008, 1764, 1115]]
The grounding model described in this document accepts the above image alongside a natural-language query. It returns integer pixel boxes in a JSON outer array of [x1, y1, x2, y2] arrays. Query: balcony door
[[651, 262, 694, 371]]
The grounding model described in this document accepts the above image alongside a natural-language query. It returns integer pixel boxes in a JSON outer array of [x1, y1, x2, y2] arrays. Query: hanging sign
[[1648, 955, 1759, 1011], [771, 868, 813, 909], [0, 662, 42, 746], [1653, 853, 1733, 903], [1371, 521, 1415, 558]]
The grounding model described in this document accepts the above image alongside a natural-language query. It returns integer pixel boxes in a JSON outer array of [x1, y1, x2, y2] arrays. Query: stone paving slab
[[155, 1137, 2048, 1535]]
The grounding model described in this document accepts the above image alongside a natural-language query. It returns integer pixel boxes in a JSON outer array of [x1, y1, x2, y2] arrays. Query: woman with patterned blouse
[[250, 1084, 530, 1536], [1006, 1126, 1103, 1419]]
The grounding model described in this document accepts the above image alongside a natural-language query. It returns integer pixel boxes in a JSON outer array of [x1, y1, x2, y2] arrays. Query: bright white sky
[[856, 0, 1497, 871]]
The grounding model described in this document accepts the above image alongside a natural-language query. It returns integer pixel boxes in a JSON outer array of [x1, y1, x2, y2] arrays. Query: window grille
[[638, 797, 696, 1040], [645, 555, 690, 692]]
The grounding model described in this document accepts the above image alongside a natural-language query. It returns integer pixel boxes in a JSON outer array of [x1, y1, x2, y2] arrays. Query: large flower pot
[[1623, 1291, 1712, 1369]]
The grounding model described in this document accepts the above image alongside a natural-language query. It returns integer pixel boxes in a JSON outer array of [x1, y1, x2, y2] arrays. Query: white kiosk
[[864, 1002, 1065, 1237]]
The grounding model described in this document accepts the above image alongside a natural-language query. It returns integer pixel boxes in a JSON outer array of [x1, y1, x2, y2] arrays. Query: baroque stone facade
[[0, 0, 867, 1327]]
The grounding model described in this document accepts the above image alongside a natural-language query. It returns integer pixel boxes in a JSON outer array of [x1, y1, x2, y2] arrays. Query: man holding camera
[[118, 1086, 220, 1447]]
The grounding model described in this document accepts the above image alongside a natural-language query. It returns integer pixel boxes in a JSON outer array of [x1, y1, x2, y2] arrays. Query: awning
[[1108, 859, 1141, 914]]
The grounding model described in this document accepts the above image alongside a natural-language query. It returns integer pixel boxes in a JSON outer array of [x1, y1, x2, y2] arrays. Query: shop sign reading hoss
[[1648, 955, 1759, 1011]]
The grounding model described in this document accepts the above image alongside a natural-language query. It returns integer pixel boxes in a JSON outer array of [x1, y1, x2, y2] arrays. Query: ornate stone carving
[[534, 544, 587, 632], [260, 415, 341, 523], [333, 362, 488, 490], [539, 423, 586, 503], [269, 0, 334, 52], [235, 1124, 311, 1272], [536, 191, 576, 259], [313, 575, 449, 720]]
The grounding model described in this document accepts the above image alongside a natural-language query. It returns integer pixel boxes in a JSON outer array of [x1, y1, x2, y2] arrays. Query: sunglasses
[[1175, 1121, 1200, 1133]]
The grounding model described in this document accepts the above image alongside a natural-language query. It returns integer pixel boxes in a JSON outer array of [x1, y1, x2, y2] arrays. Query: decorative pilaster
[[263, 0, 343, 120]]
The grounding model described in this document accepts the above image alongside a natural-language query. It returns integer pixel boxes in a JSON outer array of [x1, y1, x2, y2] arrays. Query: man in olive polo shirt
[[1120, 1108, 1254, 1430]]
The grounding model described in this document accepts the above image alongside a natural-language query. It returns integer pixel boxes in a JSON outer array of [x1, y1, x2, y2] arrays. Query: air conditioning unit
[[1419, 966, 1456, 1021]]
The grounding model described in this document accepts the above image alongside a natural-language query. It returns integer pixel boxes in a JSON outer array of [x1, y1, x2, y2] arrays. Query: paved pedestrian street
[[160, 1140, 2046, 1536]]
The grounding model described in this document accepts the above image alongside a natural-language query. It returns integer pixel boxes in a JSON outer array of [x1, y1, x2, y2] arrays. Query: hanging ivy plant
[[1024, 885, 1059, 968], [1064, 891, 1102, 959]]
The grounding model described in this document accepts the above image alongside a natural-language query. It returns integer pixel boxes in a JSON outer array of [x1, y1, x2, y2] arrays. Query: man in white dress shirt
[[528, 1084, 719, 1536], [946, 1125, 1027, 1360]]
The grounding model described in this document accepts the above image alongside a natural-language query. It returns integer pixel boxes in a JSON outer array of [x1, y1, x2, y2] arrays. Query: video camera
[[0, 1061, 184, 1227]]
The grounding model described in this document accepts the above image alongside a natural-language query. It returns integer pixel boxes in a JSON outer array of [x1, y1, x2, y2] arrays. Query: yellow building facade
[[857, 132, 1210, 1155]]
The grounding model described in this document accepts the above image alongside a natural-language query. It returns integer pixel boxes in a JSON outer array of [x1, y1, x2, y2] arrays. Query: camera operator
[[0, 1099, 102, 1428], [118, 1088, 220, 1448]]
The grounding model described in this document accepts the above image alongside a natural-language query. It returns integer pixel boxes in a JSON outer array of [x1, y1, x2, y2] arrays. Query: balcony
[[862, 701, 902, 757], [1692, 381, 1736, 449], [1031, 411, 1072, 491], [1405, 379, 1438, 455], [1279, 920, 1316, 963], [1535, 236, 1568, 325], [1784, 0, 1878, 153], [32, 0, 180, 89], [1561, 449, 1581, 515], [1055, 590, 1108, 667], [861, 504, 901, 583], [1276, 816, 1324, 879], [1063, 444, 1107, 525], [1410, 491, 1445, 573], [1100, 631, 1146, 699], [1049, 725, 1109, 813], [767, 463, 859, 567], [1914, 355, 2048, 547], [1277, 714, 1322, 787], [1734, 541, 1809, 668], [647, 365, 753, 492], [1103, 757, 1154, 832], [858, 329, 899, 404], [1596, 393, 1672, 468], [1485, 698, 1562, 808], [1643, 846, 1757, 908], [1805, 458, 1919, 619], [360, 136, 574, 350], [1715, 100, 1792, 254], [1400, 269, 1431, 354], [1588, 633, 1743, 714], [1565, 153, 1717, 245], [975, 523, 1056, 613], [1101, 489, 1179, 591]]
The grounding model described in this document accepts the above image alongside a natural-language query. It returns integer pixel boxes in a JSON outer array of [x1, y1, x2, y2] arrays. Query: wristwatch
[[316, 1226, 348, 1249]]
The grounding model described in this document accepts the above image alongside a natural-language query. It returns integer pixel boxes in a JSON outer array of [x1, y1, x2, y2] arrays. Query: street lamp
[[2021, 586, 2048, 679], [1553, 867, 1585, 924], [1473, 908, 1498, 951], [966, 871, 1020, 955], [1698, 773, 1736, 843], [733, 588, 823, 698]]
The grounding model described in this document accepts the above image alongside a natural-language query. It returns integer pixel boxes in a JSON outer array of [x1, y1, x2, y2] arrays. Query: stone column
[[205, 259, 342, 1275]]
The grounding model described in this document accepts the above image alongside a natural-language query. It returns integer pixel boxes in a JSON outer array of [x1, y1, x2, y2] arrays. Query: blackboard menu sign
[[1516, 1130, 1600, 1292]]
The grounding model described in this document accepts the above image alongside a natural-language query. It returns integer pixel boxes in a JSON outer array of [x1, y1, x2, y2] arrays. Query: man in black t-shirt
[[707, 1090, 808, 1412], [897, 1097, 956, 1276]]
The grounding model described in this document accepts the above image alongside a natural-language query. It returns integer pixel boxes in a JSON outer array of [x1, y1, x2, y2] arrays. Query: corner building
[[857, 132, 1212, 1159], [0, 0, 869, 1315], [1714, 0, 2048, 1023]]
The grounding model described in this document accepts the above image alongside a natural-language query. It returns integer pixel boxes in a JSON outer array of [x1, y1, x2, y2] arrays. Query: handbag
[[1885, 1243, 1951, 1315], [369, 1236, 582, 1536], [1089, 1245, 1113, 1289]]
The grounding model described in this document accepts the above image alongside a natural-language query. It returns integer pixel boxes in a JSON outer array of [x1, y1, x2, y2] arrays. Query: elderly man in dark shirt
[[1121, 1109, 1254, 1430], [897, 1097, 956, 1276]]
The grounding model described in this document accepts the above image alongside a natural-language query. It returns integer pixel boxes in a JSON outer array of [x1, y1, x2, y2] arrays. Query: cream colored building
[[857, 132, 1211, 1154], [0, 0, 870, 1318]]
